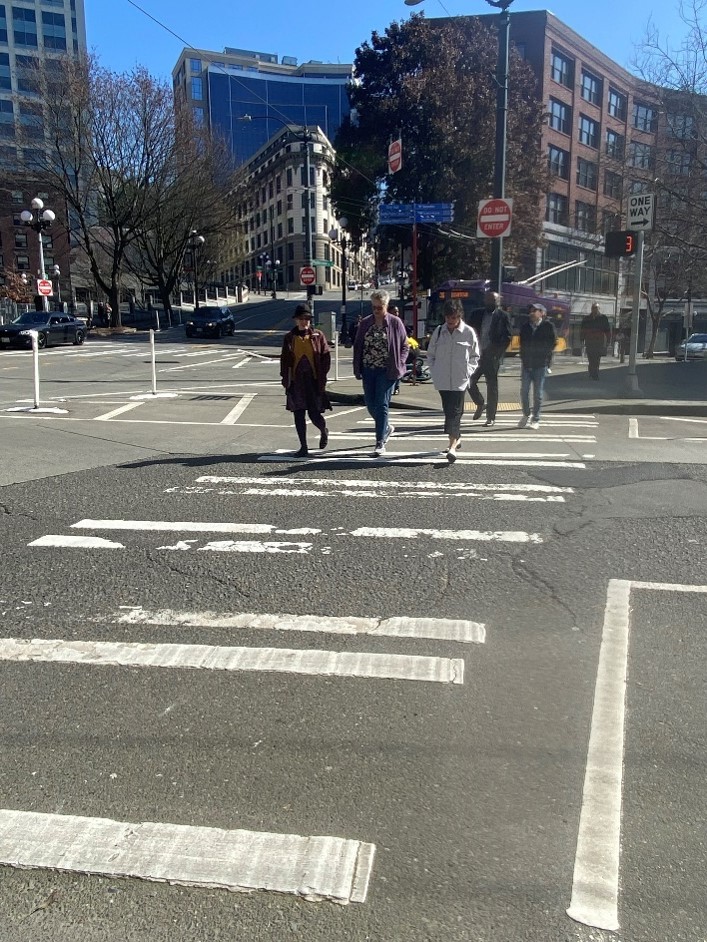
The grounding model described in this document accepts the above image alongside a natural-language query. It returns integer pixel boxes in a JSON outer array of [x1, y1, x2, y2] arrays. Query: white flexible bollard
[[150, 329, 157, 395], [334, 330, 340, 381], [31, 330, 40, 409]]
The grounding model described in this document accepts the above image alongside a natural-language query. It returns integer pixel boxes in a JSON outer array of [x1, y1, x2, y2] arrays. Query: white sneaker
[[517, 416, 529, 428], [383, 424, 395, 443], [529, 419, 540, 430], [374, 443, 386, 457]]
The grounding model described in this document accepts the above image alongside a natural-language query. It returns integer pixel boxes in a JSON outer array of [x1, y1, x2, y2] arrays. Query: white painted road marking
[[95, 402, 143, 422], [220, 394, 256, 424], [0, 809, 375, 904], [349, 526, 541, 543], [116, 608, 486, 643], [568, 579, 707, 932], [0, 638, 464, 684], [197, 476, 574, 494], [71, 519, 322, 535], [29, 535, 125, 549], [257, 454, 586, 469]]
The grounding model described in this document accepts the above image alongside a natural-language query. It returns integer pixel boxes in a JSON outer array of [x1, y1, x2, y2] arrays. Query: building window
[[11, 188, 21, 203], [0, 52, 9, 89], [575, 201, 596, 232], [287, 217, 294, 234], [581, 70, 602, 106], [287, 243, 294, 260], [15, 253, 29, 270], [189, 58, 201, 73], [602, 210, 621, 235], [286, 193, 293, 210], [0, 96, 13, 136], [606, 129, 625, 160], [0, 6, 7, 44], [286, 168, 293, 187], [14, 231, 27, 248], [628, 141, 653, 169], [633, 102, 657, 133], [277, 222, 282, 238], [608, 88, 627, 120], [629, 179, 649, 194], [16, 54, 40, 92], [578, 114, 599, 148], [193, 106, 204, 126], [666, 150, 692, 175], [549, 98, 571, 134], [667, 113, 694, 139], [190, 76, 202, 100], [604, 170, 623, 199], [546, 192, 569, 226], [550, 48, 573, 87], [12, 6, 37, 46], [41, 11, 66, 50], [576, 157, 597, 190]]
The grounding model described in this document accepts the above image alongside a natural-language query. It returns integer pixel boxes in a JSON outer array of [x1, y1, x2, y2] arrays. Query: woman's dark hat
[[293, 303, 313, 319]]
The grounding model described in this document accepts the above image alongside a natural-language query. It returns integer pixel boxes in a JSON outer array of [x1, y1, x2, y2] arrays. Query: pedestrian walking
[[427, 298, 480, 463], [467, 290, 512, 427], [580, 303, 612, 379], [279, 303, 331, 458], [518, 303, 557, 430], [617, 322, 631, 364], [389, 303, 404, 395], [353, 288, 409, 457]]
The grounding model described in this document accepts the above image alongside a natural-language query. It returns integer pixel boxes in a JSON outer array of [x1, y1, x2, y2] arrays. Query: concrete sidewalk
[[326, 351, 707, 417]]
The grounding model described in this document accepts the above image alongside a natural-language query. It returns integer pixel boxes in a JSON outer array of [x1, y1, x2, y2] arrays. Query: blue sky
[[87, 1, 683, 80]]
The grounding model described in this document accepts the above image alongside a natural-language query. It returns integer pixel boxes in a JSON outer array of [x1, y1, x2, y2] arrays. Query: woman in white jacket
[[427, 299, 480, 463]]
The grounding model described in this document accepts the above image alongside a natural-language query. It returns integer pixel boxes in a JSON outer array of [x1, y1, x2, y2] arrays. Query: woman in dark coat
[[279, 303, 332, 457]]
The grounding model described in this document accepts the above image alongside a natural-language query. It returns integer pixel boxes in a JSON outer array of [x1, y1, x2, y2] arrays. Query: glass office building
[[173, 47, 352, 167]]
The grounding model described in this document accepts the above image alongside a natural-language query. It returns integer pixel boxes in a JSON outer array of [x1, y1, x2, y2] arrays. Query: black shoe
[[472, 405, 484, 421], [293, 446, 309, 458], [483, 419, 495, 427], [319, 428, 329, 450]]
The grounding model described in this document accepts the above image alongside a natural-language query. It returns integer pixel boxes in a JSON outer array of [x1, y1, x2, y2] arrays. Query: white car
[[675, 333, 707, 360]]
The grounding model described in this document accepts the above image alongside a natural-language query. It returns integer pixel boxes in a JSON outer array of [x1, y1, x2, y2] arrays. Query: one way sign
[[627, 193, 654, 231]]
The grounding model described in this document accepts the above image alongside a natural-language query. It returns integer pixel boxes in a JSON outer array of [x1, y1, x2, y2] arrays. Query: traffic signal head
[[605, 230, 637, 258]]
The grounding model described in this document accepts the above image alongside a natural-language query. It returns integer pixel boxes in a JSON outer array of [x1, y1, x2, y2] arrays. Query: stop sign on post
[[37, 278, 53, 296], [388, 138, 402, 174], [477, 198, 513, 238], [299, 266, 316, 287]]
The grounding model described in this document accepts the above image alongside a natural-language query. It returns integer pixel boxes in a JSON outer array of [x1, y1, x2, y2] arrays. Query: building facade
[[172, 47, 352, 168], [0, 0, 86, 306]]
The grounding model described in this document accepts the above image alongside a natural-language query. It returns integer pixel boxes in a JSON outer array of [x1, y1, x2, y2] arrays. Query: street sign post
[[37, 278, 53, 296], [477, 198, 513, 238], [388, 138, 402, 174], [299, 266, 316, 287], [627, 193, 654, 231]]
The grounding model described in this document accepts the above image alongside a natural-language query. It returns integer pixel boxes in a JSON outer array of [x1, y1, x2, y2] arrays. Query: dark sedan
[[0, 311, 86, 349], [184, 308, 235, 339]]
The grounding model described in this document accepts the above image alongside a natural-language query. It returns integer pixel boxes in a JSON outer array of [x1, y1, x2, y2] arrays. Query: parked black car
[[184, 308, 236, 339], [0, 311, 86, 349]]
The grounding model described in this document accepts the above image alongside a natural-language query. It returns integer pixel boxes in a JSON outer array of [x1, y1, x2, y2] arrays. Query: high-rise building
[[172, 47, 352, 167], [0, 0, 87, 305]]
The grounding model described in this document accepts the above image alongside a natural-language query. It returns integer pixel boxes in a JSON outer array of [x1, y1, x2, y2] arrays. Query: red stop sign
[[477, 198, 513, 238], [299, 266, 316, 286]]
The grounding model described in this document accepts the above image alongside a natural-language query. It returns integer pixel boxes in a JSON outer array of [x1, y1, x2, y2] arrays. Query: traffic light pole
[[623, 229, 644, 397]]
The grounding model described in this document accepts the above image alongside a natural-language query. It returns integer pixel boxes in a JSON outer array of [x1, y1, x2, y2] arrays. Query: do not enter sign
[[37, 278, 53, 296], [299, 266, 316, 286], [388, 138, 402, 174], [477, 198, 513, 238]]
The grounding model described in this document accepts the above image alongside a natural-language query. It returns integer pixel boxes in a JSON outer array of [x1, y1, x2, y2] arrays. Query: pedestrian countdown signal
[[605, 230, 637, 258]]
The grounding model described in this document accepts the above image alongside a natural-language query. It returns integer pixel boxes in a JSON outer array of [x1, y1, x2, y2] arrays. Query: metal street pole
[[490, 2, 512, 294], [624, 229, 644, 397]]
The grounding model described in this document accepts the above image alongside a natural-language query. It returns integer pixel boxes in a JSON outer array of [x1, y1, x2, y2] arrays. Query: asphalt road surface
[[0, 329, 705, 942]]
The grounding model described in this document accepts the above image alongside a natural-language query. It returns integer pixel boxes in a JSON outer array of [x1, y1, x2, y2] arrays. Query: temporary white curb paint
[[568, 578, 707, 932], [220, 394, 256, 424], [0, 809, 375, 904], [71, 519, 321, 536], [29, 535, 125, 549], [117, 608, 486, 644], [0, 638, 464, 684], [197, 476, 574, 494], [348, 527, 542, 543]]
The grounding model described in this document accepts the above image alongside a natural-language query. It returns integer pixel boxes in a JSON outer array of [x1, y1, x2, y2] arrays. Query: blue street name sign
[[379, 202, 454, 225]]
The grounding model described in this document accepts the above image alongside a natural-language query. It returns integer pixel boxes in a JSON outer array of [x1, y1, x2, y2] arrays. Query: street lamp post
[[328, 218, 348, 343], [20, 197, 55, 313], [404, 0, 515, 291], [52, 264, 61, 307], [271, 259, 281, 299], [188, 230, 205, 312]]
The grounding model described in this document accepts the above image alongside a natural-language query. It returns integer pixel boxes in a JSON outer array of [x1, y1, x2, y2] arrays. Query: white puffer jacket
[[427, 322, 480, 391]]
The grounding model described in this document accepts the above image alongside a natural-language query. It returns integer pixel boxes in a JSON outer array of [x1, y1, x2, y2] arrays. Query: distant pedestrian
[[467, 290, 512, 427], [279, 303, 331, 458], [518, 303, 557, 430], [617, 323, 631, 364], [427, 299, 480, 463], [389, 303, 403, 395], [353, 288, 408, 457], [580, 303, 612, 379]]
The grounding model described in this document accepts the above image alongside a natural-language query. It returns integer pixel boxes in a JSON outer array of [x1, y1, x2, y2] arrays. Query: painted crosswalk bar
[[333, 434, 596, 444], [116, 607, 485, 643], [258, 453, 586, 468], [0, 638, 464, 684], [0, 809, 375, 904]]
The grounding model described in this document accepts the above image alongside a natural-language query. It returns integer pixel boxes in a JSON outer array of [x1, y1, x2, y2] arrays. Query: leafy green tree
[[331, 14, 548, 288]]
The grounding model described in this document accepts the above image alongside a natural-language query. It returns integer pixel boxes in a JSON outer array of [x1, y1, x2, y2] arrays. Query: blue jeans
[[521, 366, 547, 420], [362, 367, 396, 445]]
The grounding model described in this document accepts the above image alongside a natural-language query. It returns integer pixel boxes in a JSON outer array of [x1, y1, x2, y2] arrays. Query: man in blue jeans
[[518, 303, 556, 429], [353, 289, 409, 456]]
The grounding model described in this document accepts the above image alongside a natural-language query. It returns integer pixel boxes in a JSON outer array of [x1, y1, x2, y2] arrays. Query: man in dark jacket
[[518, 303, 557, 429], [467, 290, 512, 427], [580, 303, 612, 379]]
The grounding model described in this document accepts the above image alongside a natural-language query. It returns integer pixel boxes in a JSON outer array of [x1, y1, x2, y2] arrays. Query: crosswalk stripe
[[257, 454, 587, 468], [336, 433, 596, 444], [0, 638, 465, 684], [197, 476, 574, 493], [116, 608, 485, 643], [349, 526, 541, 543], [70, 519, 322, 535], [180, 485, 566, 502], [220, 393, 256, 424], [30, 534, 125, 549], [0, 809, 375, 903]]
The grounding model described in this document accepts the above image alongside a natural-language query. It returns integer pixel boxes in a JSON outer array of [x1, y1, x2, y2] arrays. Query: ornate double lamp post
[[188, 230, 205, 312], [20, 197, 55, 312]]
